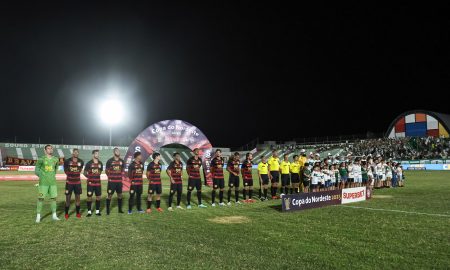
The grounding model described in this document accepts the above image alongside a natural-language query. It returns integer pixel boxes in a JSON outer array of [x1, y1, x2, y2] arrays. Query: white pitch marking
[[337, 205, 450, 218]]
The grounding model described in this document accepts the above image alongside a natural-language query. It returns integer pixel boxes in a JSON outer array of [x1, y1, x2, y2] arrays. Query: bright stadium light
[[100, 99, 124, 146]]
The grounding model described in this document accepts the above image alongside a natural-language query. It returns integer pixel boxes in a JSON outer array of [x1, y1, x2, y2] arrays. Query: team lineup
[[34, 144, 403, 222]]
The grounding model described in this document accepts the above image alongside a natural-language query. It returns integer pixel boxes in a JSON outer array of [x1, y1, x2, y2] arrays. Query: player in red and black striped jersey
[[128, 152, 144, 214], [63, 148, 84, 219], [186, 148, 207, 209], [210, 149, 225, 206], [241, 152, 255, 203], [166, 152, 184, 211], [226, 152, 241, 205], [105, 147, 125, 215], [146, 152, 163, 213], [84, 150, 103, 217]]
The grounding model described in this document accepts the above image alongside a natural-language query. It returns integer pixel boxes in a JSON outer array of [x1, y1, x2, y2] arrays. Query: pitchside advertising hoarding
[[0, 143, 128, 151], [341, 187, 370, 204], [5, 157, 65, 166], [0, 165, 19, 171], [402, 163, 450, 170], [281, 190, 341, 211], [282, 187, 372, 212], [399, 160, 450, 170]]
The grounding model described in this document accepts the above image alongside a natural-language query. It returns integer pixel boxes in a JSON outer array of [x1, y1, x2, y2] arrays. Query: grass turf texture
[[0, 170, 449, 270]]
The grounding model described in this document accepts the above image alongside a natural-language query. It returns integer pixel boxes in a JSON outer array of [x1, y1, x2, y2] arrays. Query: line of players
[[61, 147, 404, 218], [61, 147, 258, 218]]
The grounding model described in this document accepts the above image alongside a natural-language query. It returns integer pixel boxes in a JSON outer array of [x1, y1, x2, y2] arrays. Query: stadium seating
[[1, 144, 194, 166], [2, 137, 448, 167]]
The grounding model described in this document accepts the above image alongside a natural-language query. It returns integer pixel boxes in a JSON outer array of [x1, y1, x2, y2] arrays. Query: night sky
[[1, 2, 449, 147]]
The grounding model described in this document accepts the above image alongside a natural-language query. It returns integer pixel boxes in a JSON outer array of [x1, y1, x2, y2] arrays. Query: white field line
[[337, 205, 450, 218]]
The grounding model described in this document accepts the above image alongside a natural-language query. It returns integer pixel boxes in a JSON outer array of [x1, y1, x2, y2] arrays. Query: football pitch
[[0, 171, 449, 270]]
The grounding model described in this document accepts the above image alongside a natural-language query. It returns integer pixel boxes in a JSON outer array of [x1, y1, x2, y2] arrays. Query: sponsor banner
[[281, 190, 341, 212], [18, 166, 35, 172], [124, 120, 213, 191], [399, 159, 447, 164], [6, 157, 37, 166], [0, 143, 128, 151], [406, 167, 426, 171], [0, 174, 109, 181], [402, 164, 450, 170], [0, 166, 19, 171], [405, 164, 426, 170], [341, 187, 366, 204], [407, 160, 420, 164], [5, 157, 65, 166]]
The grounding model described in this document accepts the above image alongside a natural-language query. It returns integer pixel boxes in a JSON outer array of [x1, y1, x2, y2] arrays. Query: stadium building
[[386, 110, 450, 138]]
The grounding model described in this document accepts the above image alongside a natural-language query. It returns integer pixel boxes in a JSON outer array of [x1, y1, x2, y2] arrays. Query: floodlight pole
[[109, 126, 112, 146]]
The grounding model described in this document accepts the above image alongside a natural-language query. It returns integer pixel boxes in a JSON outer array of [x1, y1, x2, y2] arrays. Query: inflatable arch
[[123, 119, 213, 191]]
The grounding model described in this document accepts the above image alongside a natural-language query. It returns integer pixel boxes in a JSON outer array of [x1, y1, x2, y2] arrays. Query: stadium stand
[[0, 143, 231, 166], [254, 137, 450, 162], [2, 137, 449, 168]]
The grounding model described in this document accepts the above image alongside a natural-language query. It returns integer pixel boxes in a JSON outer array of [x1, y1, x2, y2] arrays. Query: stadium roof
[[386, 110, 450, 138]]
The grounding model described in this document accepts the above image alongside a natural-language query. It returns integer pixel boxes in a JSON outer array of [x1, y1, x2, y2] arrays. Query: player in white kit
[[353, 158, 362, 187]]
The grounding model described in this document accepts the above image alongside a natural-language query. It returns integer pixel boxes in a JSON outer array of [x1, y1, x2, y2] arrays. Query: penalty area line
[[336, 205, 450, 218]]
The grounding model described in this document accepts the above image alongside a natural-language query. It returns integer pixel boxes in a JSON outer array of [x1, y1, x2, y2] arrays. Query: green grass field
[[0, 170, 449, 270]]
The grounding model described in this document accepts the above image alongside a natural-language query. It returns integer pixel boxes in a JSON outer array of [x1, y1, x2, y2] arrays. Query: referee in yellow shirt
[[280, 154, 291, 195], [257, 156, 269, 200], [268, 150, 280, 199], [290, 155, 301, 193]]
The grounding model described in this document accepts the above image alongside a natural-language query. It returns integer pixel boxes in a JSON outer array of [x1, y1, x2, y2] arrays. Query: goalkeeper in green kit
[[34, 144, 60, 223]]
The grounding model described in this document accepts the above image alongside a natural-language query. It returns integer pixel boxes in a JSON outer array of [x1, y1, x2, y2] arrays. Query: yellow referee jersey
[[268, 156, 280, 171], [280, 161, 290, 174], [257, 162, 268, 174], [290, 161, 301, 174]]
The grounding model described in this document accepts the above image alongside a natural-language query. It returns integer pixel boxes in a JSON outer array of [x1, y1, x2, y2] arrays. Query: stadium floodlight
[[100, 99, 124, 146]]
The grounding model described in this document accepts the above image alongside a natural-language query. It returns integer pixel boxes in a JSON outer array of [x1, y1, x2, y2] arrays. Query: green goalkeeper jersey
[[35, 155, 59, 185]]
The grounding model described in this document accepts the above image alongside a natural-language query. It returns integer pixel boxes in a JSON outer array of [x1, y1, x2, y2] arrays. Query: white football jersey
[[353, 164, 361, 177], [376, 163, 384, 175], [311, 171, 321, 185], [348, 164, 354, 178]]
